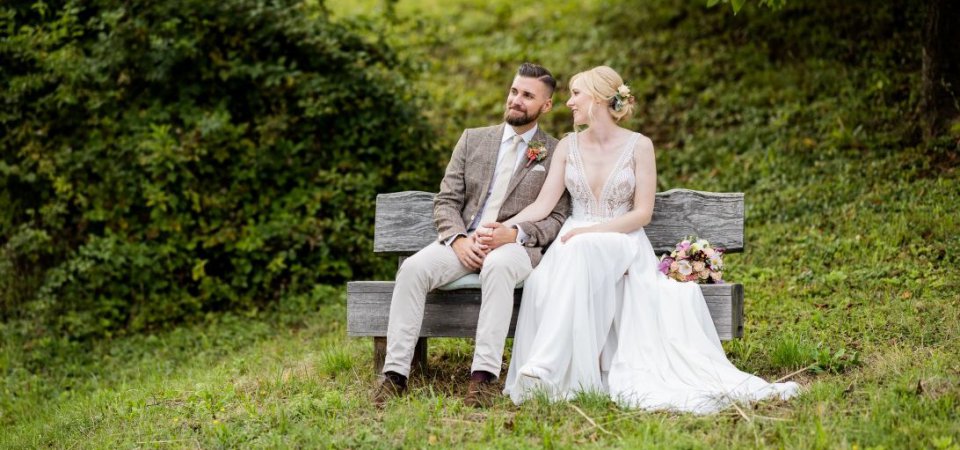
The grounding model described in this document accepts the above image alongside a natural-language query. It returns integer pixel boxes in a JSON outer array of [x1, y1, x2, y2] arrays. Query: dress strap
[[626, 132, 642, 155], [613, 132, 642, 170]]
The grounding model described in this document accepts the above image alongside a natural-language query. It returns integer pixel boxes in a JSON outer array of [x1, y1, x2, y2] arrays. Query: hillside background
[[2, 0, 958, 447]]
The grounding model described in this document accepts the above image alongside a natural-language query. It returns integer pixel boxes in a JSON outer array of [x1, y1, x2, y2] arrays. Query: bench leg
[[374, 337, 387, 375], [373, 336, 428, 377], [413, 338, 428, 374]]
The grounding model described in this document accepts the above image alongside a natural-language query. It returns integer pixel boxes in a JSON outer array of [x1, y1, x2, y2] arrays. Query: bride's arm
[[562, 136, 656, 241], [500, 139, 570, 227]]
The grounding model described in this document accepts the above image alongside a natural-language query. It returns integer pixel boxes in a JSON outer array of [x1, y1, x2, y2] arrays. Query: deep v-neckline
[[572, 131, 639, 205]]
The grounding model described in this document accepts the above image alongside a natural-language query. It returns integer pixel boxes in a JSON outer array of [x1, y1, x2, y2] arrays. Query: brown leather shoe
[[464, 379, 501, 408], [373, 377, 406, 408]]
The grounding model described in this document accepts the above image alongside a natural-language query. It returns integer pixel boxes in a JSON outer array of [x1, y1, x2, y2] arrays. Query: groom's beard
[[504, 107, 540, 127]]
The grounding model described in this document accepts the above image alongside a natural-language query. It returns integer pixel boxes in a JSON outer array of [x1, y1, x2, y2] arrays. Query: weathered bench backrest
[[373, 189, 744, 255]]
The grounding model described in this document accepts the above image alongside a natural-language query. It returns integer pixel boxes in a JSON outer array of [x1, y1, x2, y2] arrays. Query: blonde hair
[[569, 66, 635, 123]]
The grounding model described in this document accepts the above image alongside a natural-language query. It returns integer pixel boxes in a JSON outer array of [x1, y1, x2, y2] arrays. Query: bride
[[489, 66, 800, 413]]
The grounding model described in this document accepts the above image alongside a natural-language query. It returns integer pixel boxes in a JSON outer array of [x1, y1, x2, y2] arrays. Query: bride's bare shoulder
[[629, 132, 655, 164], [557, 132, 576, 145], [631, 131, 654, 151], [553, 134, 575, 155]]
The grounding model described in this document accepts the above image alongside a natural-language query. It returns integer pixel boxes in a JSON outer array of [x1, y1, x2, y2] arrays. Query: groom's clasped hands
[[451, 223, 517, 270]]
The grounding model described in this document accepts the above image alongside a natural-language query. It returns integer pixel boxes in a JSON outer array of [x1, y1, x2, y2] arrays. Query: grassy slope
[[3, 0, 959, 448]]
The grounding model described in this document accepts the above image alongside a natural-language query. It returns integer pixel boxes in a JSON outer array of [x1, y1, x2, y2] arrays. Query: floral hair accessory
[[611, 84, 635, 112], [524, 140, 548, 168], [657, 236, 725, 284]]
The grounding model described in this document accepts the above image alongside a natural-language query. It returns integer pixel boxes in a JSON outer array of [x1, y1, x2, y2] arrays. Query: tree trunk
[[921, 0, 960, 141]]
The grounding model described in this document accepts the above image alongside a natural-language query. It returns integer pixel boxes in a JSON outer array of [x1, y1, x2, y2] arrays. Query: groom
[[374, 63, 571, 408]]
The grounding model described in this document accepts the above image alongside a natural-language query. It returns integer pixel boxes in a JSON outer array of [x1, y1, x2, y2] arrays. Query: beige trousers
[[382, 241, 532, 378]]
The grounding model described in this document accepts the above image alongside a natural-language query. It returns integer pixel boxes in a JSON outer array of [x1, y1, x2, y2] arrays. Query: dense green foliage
[[0, 0, 438, 339], [708, 0, 787, 14], [2, 0, 959, 447]]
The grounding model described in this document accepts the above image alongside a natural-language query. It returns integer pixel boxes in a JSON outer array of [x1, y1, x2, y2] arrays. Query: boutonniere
[[524, 140, 548, 168]]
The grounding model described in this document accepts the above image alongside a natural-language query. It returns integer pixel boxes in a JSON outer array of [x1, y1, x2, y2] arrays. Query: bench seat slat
[[347, 281, 743, 341]]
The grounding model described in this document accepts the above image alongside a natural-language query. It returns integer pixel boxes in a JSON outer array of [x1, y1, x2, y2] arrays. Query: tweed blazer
[[434, 123, 571, 267]]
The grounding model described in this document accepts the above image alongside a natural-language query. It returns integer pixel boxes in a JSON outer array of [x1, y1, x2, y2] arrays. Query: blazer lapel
[[474, 123, 506, 210], [504, 126, 545, 198]]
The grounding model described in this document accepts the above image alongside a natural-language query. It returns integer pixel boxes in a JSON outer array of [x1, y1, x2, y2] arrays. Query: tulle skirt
[[503, 218, 800, 413]]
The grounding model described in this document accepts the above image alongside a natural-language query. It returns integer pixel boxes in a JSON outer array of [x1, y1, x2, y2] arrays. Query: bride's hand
[[560, 226, 594, 243]]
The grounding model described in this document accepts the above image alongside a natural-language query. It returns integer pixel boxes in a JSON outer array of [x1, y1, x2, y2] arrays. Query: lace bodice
[[565, 132, 639, 222]]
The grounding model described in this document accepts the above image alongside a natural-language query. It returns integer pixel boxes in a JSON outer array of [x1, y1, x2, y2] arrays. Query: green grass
[[2, 289, 957, 449], [3, 0, 960, 447]]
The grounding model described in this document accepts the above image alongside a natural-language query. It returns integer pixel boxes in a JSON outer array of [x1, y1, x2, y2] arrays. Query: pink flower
[[692, 261, 706, 273], [710, 271, 723, 283]]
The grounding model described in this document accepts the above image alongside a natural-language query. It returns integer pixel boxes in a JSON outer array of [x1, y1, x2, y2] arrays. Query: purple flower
[[658, 257, 674, 275]]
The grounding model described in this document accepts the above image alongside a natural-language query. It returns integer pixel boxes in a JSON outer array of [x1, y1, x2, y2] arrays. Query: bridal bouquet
[[658, 237, 724, 284]]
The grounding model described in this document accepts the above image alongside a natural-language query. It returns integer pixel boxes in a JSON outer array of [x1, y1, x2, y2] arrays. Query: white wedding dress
[[503, 132, 799, 414]]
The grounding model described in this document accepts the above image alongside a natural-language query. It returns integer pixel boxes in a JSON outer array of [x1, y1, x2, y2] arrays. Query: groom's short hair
[[517, 62, 557, 96]]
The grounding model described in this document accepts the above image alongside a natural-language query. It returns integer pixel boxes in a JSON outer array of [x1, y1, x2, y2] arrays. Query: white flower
[[618, 84, 631, 97], [677, 260, 693, 276]]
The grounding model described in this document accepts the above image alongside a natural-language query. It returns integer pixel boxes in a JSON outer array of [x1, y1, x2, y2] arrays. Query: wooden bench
[[347, 189, 745, 374]]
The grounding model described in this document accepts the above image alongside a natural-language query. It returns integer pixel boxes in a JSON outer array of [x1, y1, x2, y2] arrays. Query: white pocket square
[[531, 164, 546, 172]]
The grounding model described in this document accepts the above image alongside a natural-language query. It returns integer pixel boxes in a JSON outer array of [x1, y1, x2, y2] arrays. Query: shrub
[[0, 0, 440, 338]]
